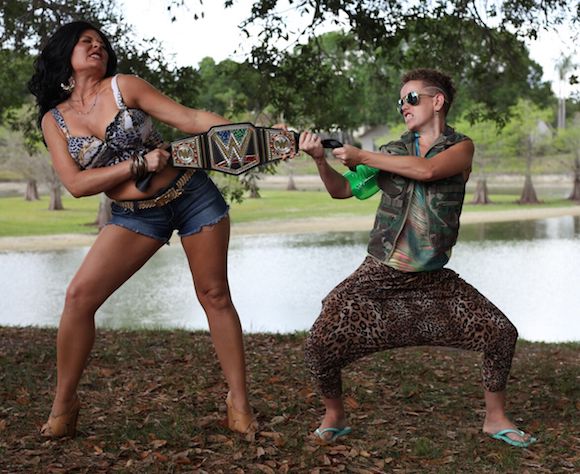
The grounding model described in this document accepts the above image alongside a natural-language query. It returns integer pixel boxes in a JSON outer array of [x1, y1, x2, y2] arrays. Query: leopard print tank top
[[50, 75, 163, 170]]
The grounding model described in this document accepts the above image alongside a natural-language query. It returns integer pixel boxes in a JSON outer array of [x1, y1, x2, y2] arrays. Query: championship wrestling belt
[[171, 123, 300, 175], [135, 123, 342, 191]]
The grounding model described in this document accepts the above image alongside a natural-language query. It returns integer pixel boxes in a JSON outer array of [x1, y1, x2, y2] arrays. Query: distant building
[[354, 124, 390, 150]]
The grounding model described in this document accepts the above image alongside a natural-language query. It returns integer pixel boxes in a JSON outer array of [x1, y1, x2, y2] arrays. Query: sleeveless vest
[[367, 125, 470, 264]]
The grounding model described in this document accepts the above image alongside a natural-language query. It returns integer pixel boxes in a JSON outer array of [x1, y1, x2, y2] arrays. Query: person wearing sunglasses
[[299, 68, 536, 448]]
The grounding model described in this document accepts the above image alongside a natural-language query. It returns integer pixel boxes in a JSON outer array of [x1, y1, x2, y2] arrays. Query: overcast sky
[[122, 0, 579, 98]]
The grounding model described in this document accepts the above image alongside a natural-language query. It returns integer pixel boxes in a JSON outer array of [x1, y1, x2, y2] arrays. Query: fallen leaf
[[253, 463, 275, 474], [151, 439, 167, 449], [345, 396, 359, 409], [270, 415, 287, 425], [153, 452, 169, 462]]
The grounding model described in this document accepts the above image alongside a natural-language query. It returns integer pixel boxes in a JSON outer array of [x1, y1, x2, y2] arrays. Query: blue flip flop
[[313, 426, 352, 443], [490, 428, 538, 448]]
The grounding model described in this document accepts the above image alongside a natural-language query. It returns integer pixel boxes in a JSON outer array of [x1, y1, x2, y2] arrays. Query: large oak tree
[[171, 0, 575, 125]]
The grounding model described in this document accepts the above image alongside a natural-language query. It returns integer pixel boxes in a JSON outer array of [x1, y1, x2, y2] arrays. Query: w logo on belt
[[208, 125, 259, 174]]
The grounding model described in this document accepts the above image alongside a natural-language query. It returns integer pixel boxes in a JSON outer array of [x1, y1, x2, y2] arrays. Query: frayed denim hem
[[106, 222, 170, 244], [178, 209, 230, 238]]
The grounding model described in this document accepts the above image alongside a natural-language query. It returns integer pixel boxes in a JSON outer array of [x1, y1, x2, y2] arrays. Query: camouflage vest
[[367, 125, 469, 263]]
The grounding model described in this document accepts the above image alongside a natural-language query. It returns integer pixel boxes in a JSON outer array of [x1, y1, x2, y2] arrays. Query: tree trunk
[[470, 178, 492, 204], [517, 174, 540, 204], [95, 194, 112, 229], [24, 179, 40, 201], [248, 183, 261, 198], [557, 97, 566, 129], [569, 174, 580, 201], [286, 174, 297, 191], [518, 137, 540, 204], [48, 184, 64, 210], [568, 158, 580, 201], [245, 172, 261, 198], [286, 161, 297, 191]]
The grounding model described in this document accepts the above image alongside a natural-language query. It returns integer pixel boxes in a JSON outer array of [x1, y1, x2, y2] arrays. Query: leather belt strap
[[115, 169, 196, 210]]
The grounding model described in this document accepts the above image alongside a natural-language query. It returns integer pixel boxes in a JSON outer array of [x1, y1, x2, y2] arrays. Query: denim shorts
[[109, 170, 229, 243]]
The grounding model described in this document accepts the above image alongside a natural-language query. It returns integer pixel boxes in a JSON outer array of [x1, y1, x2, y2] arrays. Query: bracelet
[[130, 151, 148, 180]]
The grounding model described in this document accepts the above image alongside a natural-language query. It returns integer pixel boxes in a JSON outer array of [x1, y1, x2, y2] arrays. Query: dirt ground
[[1, 329, 578, 473]]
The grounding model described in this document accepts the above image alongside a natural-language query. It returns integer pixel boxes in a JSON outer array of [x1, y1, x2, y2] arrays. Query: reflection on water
[[459, 215, 580, 241], [0, 216, 579, 342]]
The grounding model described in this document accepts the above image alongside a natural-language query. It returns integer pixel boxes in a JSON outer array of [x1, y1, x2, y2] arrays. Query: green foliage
[[196, 58, 271, 122], [0, 0, 124, 51], [0, 49, 33, 117], [210, 173, 246, 204], [243, 24, 556, 131], [0, 0, 171, 124], [1, 0, 573, 207], [553, 114, 580, 160], [455, 101, 557, 175], [500, 99, 554, 156], [232, 1, 567, 126], [455, 117, 504, 175], [0, 125, 50, 183]]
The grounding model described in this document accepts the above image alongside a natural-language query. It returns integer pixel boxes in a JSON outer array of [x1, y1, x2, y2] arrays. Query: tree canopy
[[0, 0, 174, 117], [170, 0, 575, 125]]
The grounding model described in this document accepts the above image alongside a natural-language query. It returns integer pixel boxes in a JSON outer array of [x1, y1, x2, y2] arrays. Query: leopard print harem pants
[[304, 256, 518, 398]]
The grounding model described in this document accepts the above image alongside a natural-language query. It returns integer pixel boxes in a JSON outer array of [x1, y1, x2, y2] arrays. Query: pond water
[[1, 216, 579, 343]]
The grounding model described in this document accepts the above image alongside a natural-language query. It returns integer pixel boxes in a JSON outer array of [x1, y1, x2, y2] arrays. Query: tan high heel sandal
[[225, 392, 258, 434], [40, 396, 80, 438]]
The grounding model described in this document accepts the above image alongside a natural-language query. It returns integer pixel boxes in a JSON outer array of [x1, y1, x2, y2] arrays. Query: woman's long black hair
[[28, 21, 118, 127]]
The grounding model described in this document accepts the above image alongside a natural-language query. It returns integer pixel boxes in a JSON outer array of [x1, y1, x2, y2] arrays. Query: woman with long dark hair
[[29, 21, 256, 438]]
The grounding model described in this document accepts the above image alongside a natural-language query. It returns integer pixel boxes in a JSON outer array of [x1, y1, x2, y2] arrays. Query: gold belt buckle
[[154, 188, 182, 207]]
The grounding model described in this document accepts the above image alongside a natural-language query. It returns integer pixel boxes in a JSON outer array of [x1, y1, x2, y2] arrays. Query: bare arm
[[42, 74, 231, 198], [333, 139, 474, 182], [42, 113, 138, 197], [299, 132, 352, 199], [117, 74, 230, 133]]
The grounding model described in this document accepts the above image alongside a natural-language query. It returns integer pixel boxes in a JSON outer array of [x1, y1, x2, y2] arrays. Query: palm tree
[[555, 55, 576, 129]]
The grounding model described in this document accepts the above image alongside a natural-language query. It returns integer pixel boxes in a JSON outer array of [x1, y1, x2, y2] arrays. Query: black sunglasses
[[397, 88, 447, 115], [396, 91, 431, 115]]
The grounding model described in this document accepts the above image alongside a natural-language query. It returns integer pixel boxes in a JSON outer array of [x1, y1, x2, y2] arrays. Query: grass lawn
[[0, 328, 578, 473], [0, 190, 578, 237]]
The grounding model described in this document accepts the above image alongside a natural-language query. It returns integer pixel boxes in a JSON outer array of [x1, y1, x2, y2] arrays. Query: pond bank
[[1, 205, 579, 252]]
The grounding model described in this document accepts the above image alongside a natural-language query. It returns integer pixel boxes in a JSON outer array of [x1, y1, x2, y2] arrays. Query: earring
[[60, 77, 75, 92]]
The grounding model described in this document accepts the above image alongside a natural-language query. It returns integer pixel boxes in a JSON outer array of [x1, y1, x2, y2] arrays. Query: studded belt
[[115, 169, 196, 211]]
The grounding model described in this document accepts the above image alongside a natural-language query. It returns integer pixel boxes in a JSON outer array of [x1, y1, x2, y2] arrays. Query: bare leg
[[50, 225, 163, 417], [181, 216, 251, 414], [483, 390, 534, 443], [319, 397, 347, 429]]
